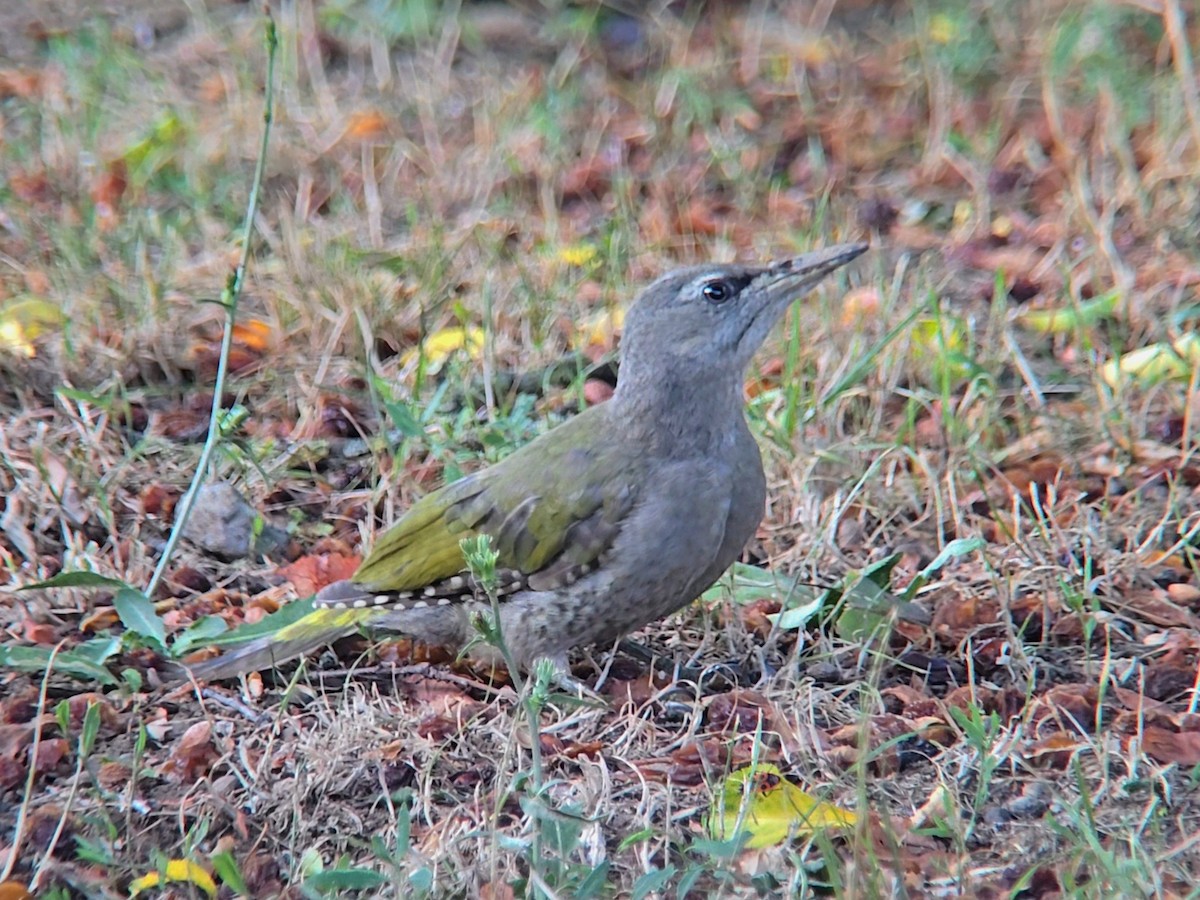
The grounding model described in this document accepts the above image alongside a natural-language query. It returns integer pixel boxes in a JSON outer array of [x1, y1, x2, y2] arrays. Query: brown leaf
[[139, 483, 179, 519], [840, 286, 882, 328], [1030, 685, 1098, 735], [480, 882, 517, 900], [1111, 686, 1172, 715], [735, 597, 781, 639], [97, 761, 133, 792], [32, 738, 69, 776], [706, 689, 775, 736], [932, 593, 1000, 643], [375, 637, 455, 667], [89, 160, 127, 228], [0, 755, 25, 790], [0, 881, 34, 900], [79, 607, 119, 633], [150, 408, 210, 442], [1142, 663, 1196, 702], [0, 68, 41, 99], [1166, 583, 1200, 606], [560, 157, 613, 202], [161, 721, 218, 782], [1, 689, 38, 725], [1025, 730, 1085, 768], [603, 671, 671, 706], [560, 739, 604, 760], [1141, 726, 1200, 766], [239, 850, 283, 896], [277, 552, 361, 596], [230, 318, 274, 353], [943, 685, 997, 716], [20, 620, 57, 644], [64, 694, 120, 731], [825, 714, 913, 773], [1113, 588, 1200, 630], [677, 197, 724, 237]]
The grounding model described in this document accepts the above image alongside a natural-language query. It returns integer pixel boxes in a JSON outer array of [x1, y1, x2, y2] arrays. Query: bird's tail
[[173, 605, 372, 683]]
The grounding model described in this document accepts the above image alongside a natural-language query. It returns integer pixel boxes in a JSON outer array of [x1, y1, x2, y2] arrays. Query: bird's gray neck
[[611, 364, 748, 456]]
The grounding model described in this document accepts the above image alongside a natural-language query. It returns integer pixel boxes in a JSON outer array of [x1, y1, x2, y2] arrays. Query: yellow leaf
[[130, 859, 217, 897], [929, 13, 957, 44], [1172, 332, 1200, 364], [401, 326, 485, 369], [1101, 342, 1192, 388], [952, 200, 972, 228], [991, 214, 1014, 240], [0, 296, 64, 357], [791, 36, 833, 67], [574, 307, 625, 352], [123, 111, 184, 172], [910, 315, 974, 385], [707, 763, 857, 849], [557, 244, 597, 267], [1016, 291, 1120, 334]]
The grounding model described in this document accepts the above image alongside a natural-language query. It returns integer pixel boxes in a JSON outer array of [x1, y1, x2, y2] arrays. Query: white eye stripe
[[686, 272, 731, 294]]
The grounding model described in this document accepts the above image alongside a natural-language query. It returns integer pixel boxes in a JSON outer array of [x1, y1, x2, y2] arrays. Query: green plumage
[[352, 409, 638, 592]]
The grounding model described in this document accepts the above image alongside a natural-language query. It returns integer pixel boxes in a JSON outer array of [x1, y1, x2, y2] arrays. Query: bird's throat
[[611, 370, 748, 457]]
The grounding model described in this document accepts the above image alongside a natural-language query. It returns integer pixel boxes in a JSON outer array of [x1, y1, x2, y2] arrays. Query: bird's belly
[[480, 452, 764, 667]]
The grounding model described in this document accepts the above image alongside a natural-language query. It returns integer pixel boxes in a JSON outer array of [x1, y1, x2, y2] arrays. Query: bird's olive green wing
[[352, 409, 638, 593]]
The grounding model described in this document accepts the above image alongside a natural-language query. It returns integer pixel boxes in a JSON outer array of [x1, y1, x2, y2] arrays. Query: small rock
[[1005, 780, 1052, 819], [982, 806, 1013, 827], [805, 661, 844, 683], [182, 483, 257, 559]]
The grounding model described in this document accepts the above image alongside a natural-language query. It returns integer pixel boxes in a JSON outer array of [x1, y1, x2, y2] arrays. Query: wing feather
[[351, 406, 639, 594]]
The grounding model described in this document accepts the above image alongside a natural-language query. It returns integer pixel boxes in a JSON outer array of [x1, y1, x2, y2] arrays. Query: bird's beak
[[735, 242, 868, 354], [759, 242, 869, 305]]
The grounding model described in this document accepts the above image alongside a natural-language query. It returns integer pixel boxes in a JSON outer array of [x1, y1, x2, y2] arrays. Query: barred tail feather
[[178, 607, 373, 682]]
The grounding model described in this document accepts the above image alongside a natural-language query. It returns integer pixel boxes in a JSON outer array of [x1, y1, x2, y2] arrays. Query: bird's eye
[[702, 280, 732, 304]]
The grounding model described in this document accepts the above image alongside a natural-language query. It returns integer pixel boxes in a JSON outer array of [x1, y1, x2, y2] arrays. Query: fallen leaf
[[0, 297, 64, 358], [231, 318, 274, 353], [1025, 730, 1086, 768], [401, 326, 485, 369], [1141, 726, 1200, 766], [1017, 290, 1120, 334], [344, 109, 391, 142], [840, 286, 881, 328], [130, 859, 217, 897], [708, 763, 857, 848], [160, 721, 218, 782], [0, 68, 42, 99], [277, 553, 361, 596]]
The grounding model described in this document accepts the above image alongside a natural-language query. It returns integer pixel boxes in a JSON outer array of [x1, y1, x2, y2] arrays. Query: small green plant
[[947, 702, 1003, 843], [460, 534, 606, 897]]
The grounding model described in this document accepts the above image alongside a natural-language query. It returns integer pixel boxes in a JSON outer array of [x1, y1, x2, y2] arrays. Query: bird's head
[[617, 242, 868, 386]]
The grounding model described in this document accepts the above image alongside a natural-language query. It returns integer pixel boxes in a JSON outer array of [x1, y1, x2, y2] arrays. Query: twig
[[1, 640, 64, 882], [145, 11, 279, 599], [200, 687, 269, 724], [311, 662, 516, 699]]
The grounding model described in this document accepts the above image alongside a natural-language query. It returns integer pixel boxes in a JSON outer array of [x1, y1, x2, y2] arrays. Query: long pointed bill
[[760, 242, 869, 304], [736, 242, 868, 354]]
